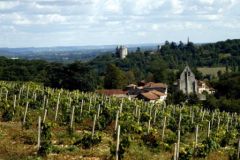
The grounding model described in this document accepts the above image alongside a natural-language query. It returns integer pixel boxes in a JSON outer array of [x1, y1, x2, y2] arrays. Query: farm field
[[0, 81, 239, 160], [197, 67, 228, 77]]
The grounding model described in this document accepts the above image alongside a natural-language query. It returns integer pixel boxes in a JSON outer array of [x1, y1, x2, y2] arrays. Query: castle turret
[[116, 45, 128, 59]]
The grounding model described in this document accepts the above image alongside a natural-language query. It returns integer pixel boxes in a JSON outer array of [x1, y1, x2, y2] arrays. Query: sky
[[0, 0, 240, 48]]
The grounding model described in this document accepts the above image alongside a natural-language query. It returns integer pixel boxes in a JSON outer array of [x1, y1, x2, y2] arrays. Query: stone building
[[179, 66, 198, 95], [116, 45, 128, 59]]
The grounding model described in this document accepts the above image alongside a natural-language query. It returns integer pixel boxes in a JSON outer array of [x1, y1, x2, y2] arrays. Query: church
[[178, 66, 215, 97], [179, 66, 198, 95]]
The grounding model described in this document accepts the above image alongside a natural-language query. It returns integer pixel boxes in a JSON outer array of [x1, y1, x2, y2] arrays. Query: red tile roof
[[143, 82, 168, 88], [97, 89, 128, 96], [140, 92, 159, 100], [150, 90, 166, 96], [139, 90, 166, 100]]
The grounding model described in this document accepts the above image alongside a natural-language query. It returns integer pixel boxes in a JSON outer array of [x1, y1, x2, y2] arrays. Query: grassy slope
[[197, 67, 227, 77], [0, 121, 231, 160]]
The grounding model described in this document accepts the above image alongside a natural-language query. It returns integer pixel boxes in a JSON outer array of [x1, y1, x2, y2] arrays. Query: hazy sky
[[0, 0, 239, 47]]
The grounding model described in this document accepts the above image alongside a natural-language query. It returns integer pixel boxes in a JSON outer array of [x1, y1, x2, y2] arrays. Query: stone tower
[[116, 45, 128, 59], [179, 66, 197, 95]]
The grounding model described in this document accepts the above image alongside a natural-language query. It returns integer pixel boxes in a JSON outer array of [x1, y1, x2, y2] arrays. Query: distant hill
[[0, 44, 158, 63]]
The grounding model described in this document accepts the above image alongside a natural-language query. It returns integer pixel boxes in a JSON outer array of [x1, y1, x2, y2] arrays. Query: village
[[98, 65, 215, 103]]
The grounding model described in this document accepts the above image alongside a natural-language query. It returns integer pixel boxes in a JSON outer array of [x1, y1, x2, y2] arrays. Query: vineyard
[[0, 81, 239, 160]]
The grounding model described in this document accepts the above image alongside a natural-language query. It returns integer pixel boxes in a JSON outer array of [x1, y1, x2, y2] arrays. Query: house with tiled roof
[[97, 81, 168, 103], [197, 80, 215, 94], [143, 82, 168, 94], [137, 90, 167, 103]]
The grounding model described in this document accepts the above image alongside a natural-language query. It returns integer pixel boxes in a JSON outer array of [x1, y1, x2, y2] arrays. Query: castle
[[116, 45, 128, 59]]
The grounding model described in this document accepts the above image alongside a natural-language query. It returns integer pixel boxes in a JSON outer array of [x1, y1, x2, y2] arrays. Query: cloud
[[198, 0, 215, 5], [0, 0, 239, 47], [36, 14, 67, 24], [0, 1, 19, 10], [132, 0, 166, 15], [104, 0, 121, 13], [171, 0, 184, 14]]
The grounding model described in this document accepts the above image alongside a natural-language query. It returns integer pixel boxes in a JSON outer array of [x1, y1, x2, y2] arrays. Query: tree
[[44, 63, 65, 88], [188, 93, 199, 105], [63, 62, 98, 91], [125, 70, 136, 84], [167, 91, 187, 104], [148, 57, 168, 83], [45, 62, 98, 91], [104, 64, 127, 89]]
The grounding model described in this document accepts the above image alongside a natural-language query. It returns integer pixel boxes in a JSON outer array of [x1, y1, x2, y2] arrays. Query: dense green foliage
[[201, 72, 240, 113], [160, 39, 240, 68], [0, 39, 240, 91]]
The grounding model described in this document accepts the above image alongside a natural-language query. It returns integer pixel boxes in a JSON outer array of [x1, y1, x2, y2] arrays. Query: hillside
[[0, 81, 239, 159]]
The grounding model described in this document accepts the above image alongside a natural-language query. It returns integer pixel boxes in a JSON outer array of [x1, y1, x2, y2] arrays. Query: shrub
[[74, 132, 101, 149], [194, 137, 219, 158], [141, 132, 159, 148], [179, 147, 194, 160], [110, 135, 131, 160], [164, 129, 177, 144], [2, 108, 14, 121]]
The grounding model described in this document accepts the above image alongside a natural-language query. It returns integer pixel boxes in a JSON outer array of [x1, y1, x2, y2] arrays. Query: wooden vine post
[[116, 125, 121, 160], [191, 111, 194, 124], [162, 116, 167, 141], [147, 119, 151, 134], [43, 109, 48, 123], [177, 129, 181, 160], [37, 116, 41, 149], [178, 111, 182, 130], [70, 105, 76, 129], [92, 114, 97, 139], [89, 97, 92, 112], [33, 92, 37, 101], [174, 143, 177, 160], [42, 95, 46, 109], [226, 116, 230, 131], [211, 112, 215, 126], [45, 98, 49, 110], [217, 115, 221, 131], [0, 88, 2, 101], [207, 121, 211, 138], [137, 108, 141, 124], [237, 138, 240, 159], [13, 95, 16, 110], [119, 101, 123, 115], [97, 104, 101, 119], [80, 99, 84, 117], [115, 111, 119, 131], [5, 90, 8, 101], [195, 125, 199, 148], [153, 108, 157, 124], [54, 92, 61, 121], [23, 102, 29, 127], [26, 85, 29, 99]]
